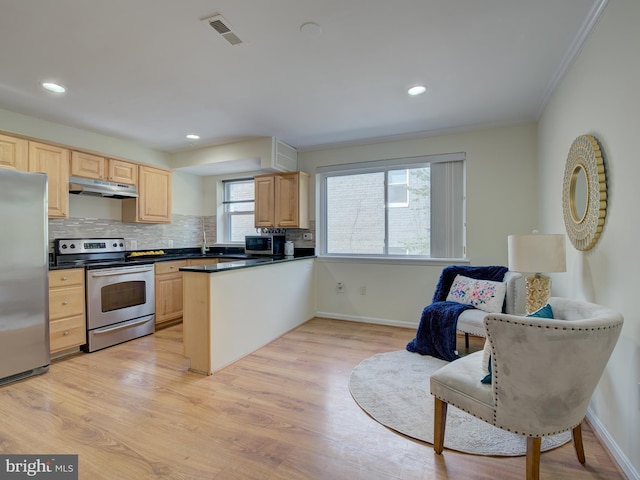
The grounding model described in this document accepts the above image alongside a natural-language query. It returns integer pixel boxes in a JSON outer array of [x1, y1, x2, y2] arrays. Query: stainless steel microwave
[[244, 235, 286, 255]]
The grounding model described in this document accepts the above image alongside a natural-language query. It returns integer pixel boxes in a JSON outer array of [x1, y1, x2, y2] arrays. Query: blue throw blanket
[[406, 265, 508, 361]]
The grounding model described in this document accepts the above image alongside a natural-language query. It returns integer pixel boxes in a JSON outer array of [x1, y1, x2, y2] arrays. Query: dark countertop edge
[[49, 247, 316, 271], [49, 252, 316, 271], [179, 255, 316, 273]]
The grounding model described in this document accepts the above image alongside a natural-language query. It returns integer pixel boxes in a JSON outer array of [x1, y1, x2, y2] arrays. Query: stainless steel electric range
[[54, 238, 155, 352]]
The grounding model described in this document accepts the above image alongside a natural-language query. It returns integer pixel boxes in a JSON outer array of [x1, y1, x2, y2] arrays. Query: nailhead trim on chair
[[483, 318, 622, 436], [432, 392, 584, 437]]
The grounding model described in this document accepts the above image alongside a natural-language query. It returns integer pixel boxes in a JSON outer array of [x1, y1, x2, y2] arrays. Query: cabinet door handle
[[61, 276, 68, 281], [62, 301, 68, 305], [63, 331, 69, 336]]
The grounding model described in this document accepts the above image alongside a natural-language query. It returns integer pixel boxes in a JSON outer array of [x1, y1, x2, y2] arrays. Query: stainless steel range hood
[[68, 176, 138, 198]]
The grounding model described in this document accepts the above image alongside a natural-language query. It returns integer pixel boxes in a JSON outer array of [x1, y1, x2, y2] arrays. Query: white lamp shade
[[508, 234, 566, 273]]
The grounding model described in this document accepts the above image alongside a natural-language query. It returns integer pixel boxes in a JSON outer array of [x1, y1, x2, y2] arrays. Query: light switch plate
[[303, 232, 313, 240]]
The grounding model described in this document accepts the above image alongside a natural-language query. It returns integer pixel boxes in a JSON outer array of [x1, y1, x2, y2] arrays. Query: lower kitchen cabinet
[[155, 260, 187, 328], [48, 268, 86, 355], [155, 258, 223, 328]]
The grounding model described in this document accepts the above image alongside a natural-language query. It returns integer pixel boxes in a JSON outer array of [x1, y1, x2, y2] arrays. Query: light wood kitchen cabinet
[[255, 175, 276, 228], [186, 258, 220, 267], [28, 141, 69, 218], [0, 133, 29, 171], [254, 171, 309, 228], [155, 260, 187, 328], [122, 165, 172, 224], [70, 151, 138, 186], [48, 269, 86, 354], [154, 258, 222, 329], [108, 159, 138, 185], [70, 151, 105, 179]]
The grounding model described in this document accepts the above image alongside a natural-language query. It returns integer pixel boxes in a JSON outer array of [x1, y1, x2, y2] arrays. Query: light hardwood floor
[[0, 319, 623, 479]]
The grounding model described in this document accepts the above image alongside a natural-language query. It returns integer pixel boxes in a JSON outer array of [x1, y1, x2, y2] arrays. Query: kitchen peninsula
[[180, 255, 315, 375]]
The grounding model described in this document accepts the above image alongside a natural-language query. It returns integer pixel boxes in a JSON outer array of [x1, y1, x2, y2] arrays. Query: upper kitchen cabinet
[[0, 134, 28, 171], [254, 171, 309, 229], [70, 151, 105, 179], [122, 165, 172, 224], [71, 151, 138, 185], [28, 141, 69, 218], [108, 159, 138, 185]]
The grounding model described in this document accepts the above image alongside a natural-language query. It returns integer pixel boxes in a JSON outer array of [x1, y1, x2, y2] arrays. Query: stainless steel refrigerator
[[0, 169, 50, 385]]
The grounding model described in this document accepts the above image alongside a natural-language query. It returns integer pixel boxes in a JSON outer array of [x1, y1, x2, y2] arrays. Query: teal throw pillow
[[480, 355, 492, 384], [527, 303, 554, 318]]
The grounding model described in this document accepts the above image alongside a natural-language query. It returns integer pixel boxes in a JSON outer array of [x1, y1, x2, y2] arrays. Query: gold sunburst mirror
[[562, 135, 607, 251]]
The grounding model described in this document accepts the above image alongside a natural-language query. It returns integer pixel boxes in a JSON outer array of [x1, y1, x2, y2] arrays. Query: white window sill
[[316, 255, 470, 267]]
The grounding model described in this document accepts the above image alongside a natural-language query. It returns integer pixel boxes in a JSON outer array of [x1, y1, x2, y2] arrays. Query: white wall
[[0, 108, 203, 217], [538, 0, 639, 477], [299, 124, 539, 327]]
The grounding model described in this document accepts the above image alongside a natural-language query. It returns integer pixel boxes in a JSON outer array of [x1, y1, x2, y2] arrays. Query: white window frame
[[222, 178, 255, 244], [317, 153, 466, 263]]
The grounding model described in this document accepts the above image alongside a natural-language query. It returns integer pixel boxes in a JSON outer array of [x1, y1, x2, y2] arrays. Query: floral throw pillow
[[445, 274, 507, 313]]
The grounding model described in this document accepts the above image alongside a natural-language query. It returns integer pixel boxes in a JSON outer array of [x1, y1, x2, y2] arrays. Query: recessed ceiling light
[[41, 82, 66, 93], [186, 134, 200, 140], [300, 22, 322, 38], [408, 85, 427, 96]]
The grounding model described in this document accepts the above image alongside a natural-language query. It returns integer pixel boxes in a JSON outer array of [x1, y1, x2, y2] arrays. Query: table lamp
[[508, 232, 566, 314]]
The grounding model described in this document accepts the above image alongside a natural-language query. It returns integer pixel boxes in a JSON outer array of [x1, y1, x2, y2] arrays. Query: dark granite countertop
[[49, 247, 315, 271], [179, 254, 315, 273]]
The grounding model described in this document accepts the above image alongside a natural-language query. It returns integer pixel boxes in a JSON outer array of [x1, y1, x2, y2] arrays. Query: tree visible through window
[[319, 153, 464, 259], [223, 179, 255, 243]]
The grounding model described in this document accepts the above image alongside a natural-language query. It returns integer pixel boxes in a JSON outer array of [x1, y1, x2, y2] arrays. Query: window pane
[[388, 167, 430, 255], [228, 201, 254, 212], [226, 181, 254, 201], [229, 214, 256, 242], [326, 172, 385, 254]]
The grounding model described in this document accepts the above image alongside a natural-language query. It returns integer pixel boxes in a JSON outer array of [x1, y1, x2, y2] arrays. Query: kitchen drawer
[[49, 268, 84, 288], [49, 285, 85, 320], [156, 260, 187, 275], [50, 315, 86, 353], [186, 258, 219, 266]]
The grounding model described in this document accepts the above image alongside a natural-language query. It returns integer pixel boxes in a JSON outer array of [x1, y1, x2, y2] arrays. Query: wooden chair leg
[[433, 397, 447, 454], [572, 421, 586, 464], [526, 437, 541, 480], [464, 333, 469, 349]]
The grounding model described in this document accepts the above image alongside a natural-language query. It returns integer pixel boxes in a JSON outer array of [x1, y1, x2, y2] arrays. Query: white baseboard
[[586, 407, 639, 480], [314, 311, 417, 329]]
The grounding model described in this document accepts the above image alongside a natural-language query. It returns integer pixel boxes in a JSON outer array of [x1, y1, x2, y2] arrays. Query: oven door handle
[[93, 317, 152, 334], [89, 266, 154, 277]]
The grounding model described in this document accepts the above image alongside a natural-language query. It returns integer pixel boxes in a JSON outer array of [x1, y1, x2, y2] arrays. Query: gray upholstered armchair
[[430, 297, 623, 480]]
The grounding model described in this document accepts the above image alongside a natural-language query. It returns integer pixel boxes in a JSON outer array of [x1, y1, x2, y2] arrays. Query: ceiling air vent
[[204, 14, 243, 46]]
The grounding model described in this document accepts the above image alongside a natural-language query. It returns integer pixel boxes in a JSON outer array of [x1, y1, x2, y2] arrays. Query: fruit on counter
[[129, 250, 165, 257]]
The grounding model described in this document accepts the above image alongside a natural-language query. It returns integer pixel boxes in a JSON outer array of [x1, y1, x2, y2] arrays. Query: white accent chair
[[456, 271, 526, 347], [430, 297, 623, 480]]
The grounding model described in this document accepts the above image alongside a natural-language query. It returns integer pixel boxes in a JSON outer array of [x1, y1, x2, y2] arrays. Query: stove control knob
[[61, 244, 67, 249], [113, 242, 118, 248], [69, 243, 76, 249]]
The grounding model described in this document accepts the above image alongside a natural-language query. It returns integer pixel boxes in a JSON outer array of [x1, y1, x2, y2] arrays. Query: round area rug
[[349, 350, 571, 456]]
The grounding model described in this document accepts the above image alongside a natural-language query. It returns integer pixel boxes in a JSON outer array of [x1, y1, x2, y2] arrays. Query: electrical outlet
[[359, 286, 367, 295], [168, 239, 174, 248], [336, 282, 344, 293], [130, 240, 137, 250], [303, 232, 313, 240]]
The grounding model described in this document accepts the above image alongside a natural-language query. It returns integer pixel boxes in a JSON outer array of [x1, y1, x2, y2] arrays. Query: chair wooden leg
[[433, 397, 447, 454], [572, 421, 586, 464], [464, 333, 469, 349], [526, 437, 541, 480]]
